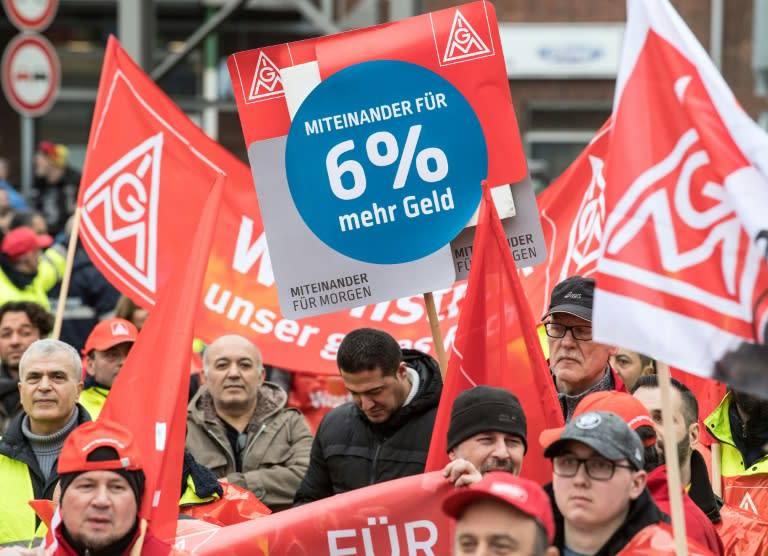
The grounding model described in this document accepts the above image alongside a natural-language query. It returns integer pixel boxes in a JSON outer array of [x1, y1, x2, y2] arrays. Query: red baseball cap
[[539, 390, 657, 449], [58, 420, 142, 474], [1, 227, 53, 260], [442, 471, 555, 543], [83, 318, 138, 354]]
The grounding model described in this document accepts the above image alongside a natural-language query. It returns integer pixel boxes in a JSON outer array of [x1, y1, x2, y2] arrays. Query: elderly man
[[186, 334, 312, 512], [0, 301, 53, 432], [0, 339, 88, 547], [542, 275, 625, 420], [294, 327, 442, 505], [442, 471, 557, 556], [443, 386, 527, 487], [78, 318, 138, 420]]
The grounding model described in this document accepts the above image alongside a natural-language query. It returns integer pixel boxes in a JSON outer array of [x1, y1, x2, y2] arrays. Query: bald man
[[185, 335, 312, 512]]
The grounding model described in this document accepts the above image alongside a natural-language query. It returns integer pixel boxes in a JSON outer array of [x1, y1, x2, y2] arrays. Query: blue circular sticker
[[285, 60, 487, 264]]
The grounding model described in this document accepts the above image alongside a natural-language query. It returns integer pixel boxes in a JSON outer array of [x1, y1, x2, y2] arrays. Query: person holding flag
[[442, 386, 528, 487]]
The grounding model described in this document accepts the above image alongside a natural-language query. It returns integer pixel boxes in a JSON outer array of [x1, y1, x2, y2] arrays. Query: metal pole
[[118, 0, 154, 71], [709, 0, 723, 71], [202, 7, 219, 140], [20, 116, 34, 199], [151, 0, 248, 82]]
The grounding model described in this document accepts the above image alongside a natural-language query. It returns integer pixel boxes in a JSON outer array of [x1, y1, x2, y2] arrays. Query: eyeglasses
[[544, 323, 593, 341], [552, 455, 635, 481]]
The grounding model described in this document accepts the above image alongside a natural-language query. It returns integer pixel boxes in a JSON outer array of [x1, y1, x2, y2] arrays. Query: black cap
[[542, 275, 594, 321], [447, 386, 527, 453]]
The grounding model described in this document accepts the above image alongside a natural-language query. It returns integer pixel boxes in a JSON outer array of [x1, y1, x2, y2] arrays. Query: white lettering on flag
[[81, 133, 162, 294]]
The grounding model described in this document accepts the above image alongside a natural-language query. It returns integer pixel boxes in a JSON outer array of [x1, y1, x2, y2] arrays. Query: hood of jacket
[[361, 348, 443, 436], [188, 381, 288, 429]]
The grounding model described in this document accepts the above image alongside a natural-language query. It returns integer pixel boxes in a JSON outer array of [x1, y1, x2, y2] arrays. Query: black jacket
[[293, 349, 442, 505]]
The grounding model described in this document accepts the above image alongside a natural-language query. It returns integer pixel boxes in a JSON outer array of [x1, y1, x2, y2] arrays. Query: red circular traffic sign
[[1, 33, 61, 117], [2, 0, 59, 32]]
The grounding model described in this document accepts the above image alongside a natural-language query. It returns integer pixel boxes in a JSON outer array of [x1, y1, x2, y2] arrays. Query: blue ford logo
[[538, 45, 603, 64]]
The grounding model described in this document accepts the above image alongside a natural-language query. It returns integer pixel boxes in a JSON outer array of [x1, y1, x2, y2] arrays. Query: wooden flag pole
[[52, 208, 81, 340], [657, 361, 688, 556], [423, 291, 448, 379], [711, 442, 722, 498]]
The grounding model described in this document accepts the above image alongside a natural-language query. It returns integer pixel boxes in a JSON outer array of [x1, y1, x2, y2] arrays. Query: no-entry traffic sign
[[2, 0, 59, 32], [1, 33, 61, 117]]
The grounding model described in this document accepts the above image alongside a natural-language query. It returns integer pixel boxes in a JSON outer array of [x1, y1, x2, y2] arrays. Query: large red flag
[[424, 185, 563, 485], [592, 0, 768, 389], [100, 175, 224, 540], [520, 120, 611, 319]]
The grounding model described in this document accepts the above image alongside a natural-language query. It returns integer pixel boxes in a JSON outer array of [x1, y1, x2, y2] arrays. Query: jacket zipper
[[369, 443, 381, 485]]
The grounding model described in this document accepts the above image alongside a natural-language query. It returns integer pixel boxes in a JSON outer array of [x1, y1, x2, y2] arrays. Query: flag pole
[[52, 207, 81, 339], [657, 361, 688, 556], [423, 292, 448, 378], [711, 442, 722, 497]]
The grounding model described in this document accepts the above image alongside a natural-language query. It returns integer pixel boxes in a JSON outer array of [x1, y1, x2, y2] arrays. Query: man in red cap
[[52, 420, 175, 555], [78, 318, 138, 420], [0, 227, 58, 310], [442, 471, 557, 556]]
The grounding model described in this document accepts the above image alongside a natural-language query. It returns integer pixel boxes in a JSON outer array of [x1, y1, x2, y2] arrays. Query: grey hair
[[202, 335, 263, 377], [19, 339, 82, 380]]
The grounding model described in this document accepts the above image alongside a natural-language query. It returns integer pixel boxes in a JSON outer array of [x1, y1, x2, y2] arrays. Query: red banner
[[175, 471, 456, 555]]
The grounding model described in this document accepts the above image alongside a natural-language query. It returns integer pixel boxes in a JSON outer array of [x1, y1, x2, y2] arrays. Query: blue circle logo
[[285, 60, 487, 264]]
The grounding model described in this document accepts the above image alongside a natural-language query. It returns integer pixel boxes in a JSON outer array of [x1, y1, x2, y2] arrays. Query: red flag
[[520, 120, 611, 319], [592, 0, 768, 387], [424, 185, 563, 485], [100, 175, 224, 539]]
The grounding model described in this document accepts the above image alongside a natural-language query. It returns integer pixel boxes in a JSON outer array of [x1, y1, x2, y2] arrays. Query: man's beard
[[480, 457, 516, 474], [658, 434, 690, 468]]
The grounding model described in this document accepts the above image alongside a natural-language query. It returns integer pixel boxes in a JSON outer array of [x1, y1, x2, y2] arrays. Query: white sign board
[[499, 23, 624, 79], [1, 33, 60, 117]]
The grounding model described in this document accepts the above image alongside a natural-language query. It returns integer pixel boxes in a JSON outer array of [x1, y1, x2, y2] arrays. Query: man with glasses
[[543, 410, 674, 555], [186, 334, 313, 511], [542, 276, 625, 420]]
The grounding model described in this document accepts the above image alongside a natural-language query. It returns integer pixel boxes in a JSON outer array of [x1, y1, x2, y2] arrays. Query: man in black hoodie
[[294, 327, 442, 505]]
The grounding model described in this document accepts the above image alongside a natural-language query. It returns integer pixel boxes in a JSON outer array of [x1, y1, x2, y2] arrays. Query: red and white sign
[[2, 0, 59, 32], [1, 33, 60, 117]]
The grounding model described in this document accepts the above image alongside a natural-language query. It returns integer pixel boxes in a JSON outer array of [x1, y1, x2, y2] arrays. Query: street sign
[[2, 0, 59, 32], [1, 33, 60, 117]]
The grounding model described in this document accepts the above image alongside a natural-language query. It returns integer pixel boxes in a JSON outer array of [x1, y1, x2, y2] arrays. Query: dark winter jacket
[[293, 349, 442, 505]]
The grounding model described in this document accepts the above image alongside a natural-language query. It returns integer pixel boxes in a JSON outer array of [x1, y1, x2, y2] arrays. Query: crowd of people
[[0, 144, 765, 555]]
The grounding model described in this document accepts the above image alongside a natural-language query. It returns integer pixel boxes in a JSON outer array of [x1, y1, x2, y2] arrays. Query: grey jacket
[[185, 382, 312, 511]]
